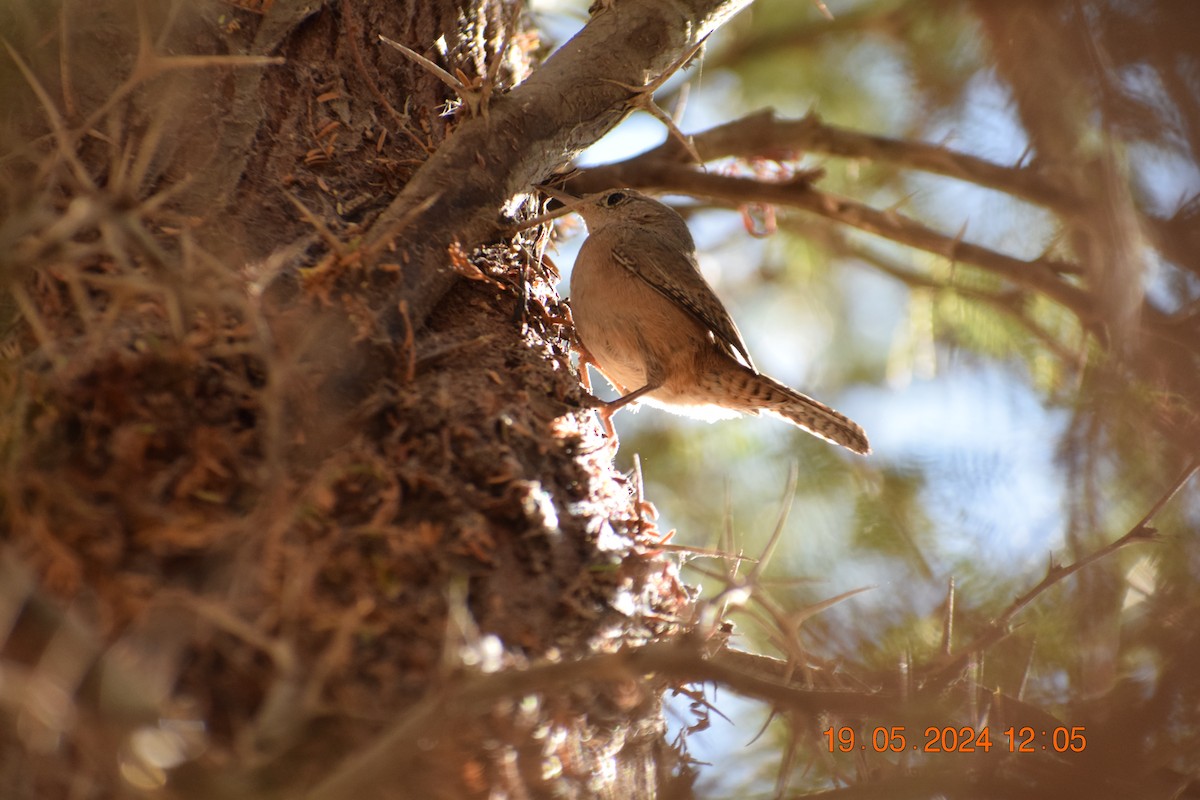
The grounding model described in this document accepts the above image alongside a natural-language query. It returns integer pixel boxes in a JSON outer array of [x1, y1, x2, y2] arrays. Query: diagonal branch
[[804, 223, 1085, 366], [923, 458, 1199, 685], [368, 0, 754, 331], [571, 162, 1096, 326], [641, 109, 1081, 211], [596, 109, 1200, 281], [305, 638, 910, 800]]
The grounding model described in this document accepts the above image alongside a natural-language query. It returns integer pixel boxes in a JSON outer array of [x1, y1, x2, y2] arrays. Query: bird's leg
[[574, 343, 623, 446], [604, 382, 658, 413], [596, 381, 661, 442], [576, 348, 597, 394], [574, 338, 663, 446], [575, 340, 630, 396]]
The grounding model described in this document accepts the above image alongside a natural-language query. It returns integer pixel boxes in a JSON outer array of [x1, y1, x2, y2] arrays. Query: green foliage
[[611, 0, 1200, 793]]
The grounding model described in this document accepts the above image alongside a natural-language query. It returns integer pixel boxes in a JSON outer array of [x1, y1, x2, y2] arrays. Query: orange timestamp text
[[822, 725, 1087, 754]]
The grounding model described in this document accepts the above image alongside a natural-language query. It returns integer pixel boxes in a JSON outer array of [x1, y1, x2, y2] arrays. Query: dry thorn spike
[[58, 5, 77, 118], [76, 50, 283, 148], [11, 284, 62, 366], [398, 300, 416, 383], [1017, 640, 1036, 700], [2, 33, 281, 180], [378, 34, 485, 117], [3, 39, 95, 189], [696, 469, 804, 634], [117, 108, 172, 203], [285, 191, 347, 255], [60, 268, 97, 339], [363, 191, 441, 257], [630, 90, 705, 167], [598, 84, 703, 165], [720, 481, 737, 575], [136, 171, 197, 216], [662, 543, 759, 563], [941, 576, 955, 657], [786, 585, 875, 631], [746, 463, 798, 584], [100, 215, 187, 336], [926, 458, 1199, 683], [601, 37, 709, 165]]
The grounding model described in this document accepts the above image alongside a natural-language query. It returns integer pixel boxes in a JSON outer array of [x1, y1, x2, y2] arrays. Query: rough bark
[[0, 0, 751, 796]]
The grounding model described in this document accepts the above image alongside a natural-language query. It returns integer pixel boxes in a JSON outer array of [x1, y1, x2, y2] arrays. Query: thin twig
[[673, 110, 1080, 212], [304, 638, 908, 800], [926, 458, 1199, 682], [998, 457, 1197, 627], [575, 164, 1096, 326], [747, 462, 798, 584], [810, 225, 1085, 366], [378, 35, 463, 93]]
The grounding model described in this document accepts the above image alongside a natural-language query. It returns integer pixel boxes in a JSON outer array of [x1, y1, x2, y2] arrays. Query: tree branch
[[571, 162, 1097, 326], [368, 0, 753, 330], [599, 109, 1200, 281], [642, 109, 1082, 212], [813, 227, 1084, 366], [924, 457, 1199, 684], [305, 638, 909, 800]]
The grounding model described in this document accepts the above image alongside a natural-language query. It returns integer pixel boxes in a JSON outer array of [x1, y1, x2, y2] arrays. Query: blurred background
[[535, 0, 1200, 793], [2, 0, 1197, 795]]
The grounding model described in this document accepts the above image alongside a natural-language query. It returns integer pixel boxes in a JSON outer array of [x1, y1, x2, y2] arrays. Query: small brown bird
[[564, 188, 870, 455]]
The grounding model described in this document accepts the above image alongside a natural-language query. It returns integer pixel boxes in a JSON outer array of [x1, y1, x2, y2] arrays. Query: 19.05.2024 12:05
[[823, 725, 1088, 753]]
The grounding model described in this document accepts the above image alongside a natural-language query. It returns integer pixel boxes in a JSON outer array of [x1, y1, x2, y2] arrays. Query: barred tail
[[706, 364, 871, 455]]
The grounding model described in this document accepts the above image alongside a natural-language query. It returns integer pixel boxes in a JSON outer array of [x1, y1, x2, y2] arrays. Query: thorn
[[941, 576, 955, 657], [379, 34, 487, 118], [600, 38, 709, 165], [285, 191, 346, 254], [3, 38, 95, 188], [379, 34, 467, 97], [811, 0, 834, 21]]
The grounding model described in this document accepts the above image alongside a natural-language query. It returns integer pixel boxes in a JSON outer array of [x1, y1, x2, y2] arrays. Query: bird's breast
[[570, 238, 706, 391]]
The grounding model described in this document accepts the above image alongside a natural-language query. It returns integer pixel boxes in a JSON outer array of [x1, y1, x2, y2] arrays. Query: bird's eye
[[603, 191, 627, 207]]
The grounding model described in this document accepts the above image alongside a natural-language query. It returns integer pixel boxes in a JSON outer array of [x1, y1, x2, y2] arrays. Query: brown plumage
[[566, 188, 870, 455]]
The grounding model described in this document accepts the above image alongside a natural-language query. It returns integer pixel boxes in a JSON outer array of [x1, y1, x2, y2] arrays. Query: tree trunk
[[0, 0, 734, 796]]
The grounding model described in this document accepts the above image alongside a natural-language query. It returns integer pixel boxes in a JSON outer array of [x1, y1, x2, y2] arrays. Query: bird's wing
[[613, 237, 757, 372]]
